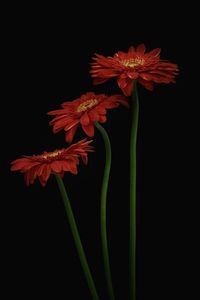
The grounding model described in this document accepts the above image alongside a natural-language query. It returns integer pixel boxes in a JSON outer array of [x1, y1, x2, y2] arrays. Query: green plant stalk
[[55, 175, 100, 300], [95, 122, 115, 300], [130, 85, 139, 300]]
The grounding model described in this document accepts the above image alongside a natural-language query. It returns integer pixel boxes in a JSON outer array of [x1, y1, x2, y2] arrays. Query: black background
[[2, 2, 195, 299]]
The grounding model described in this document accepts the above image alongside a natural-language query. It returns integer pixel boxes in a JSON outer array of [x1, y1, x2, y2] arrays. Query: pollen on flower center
[[122, 57, 145, 68], [77, 99, 98, 112], [42, 150, 62, 159]]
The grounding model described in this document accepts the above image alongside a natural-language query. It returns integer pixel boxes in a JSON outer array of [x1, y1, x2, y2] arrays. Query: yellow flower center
[[42, 150, 62, 159], [122, 57, 145, 67], [77, 99, 98, 113]]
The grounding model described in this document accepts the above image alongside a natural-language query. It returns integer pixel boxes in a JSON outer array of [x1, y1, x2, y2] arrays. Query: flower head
[[90, 44, 179, 96], [48, 92, 129, 143], [10, 139, 93, 186]]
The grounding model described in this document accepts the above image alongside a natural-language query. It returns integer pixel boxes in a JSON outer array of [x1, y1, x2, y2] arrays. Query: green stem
[[95, 122, 115, 300], [55, 175, 100, 300], [130, 84, 139, 300]]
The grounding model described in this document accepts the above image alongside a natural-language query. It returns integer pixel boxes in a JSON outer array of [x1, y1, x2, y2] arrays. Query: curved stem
[[55, 175, 100, 300], [95, 122, 115, 300], [130, 85, 139, 300]]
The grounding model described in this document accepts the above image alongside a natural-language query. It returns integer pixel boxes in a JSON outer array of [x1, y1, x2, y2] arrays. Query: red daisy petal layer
[[48, 92, 129, 143], [90, 44, 179, 96], [10, 139, 94, 186]]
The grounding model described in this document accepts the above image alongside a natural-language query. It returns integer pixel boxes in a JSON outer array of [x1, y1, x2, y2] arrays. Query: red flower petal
[[88, 109, 100, 122], [136, 44, 146, 54], [61, 160, 71, 171], [80, 153, 88, 165], [117, 74, 128, 89], [146, 48, 161, 57], [39, 176, 46, 187], [93, 77, 108, 84], [65, 124, 78, 144], [42, 165, 51, 184], [118, 76, 134, 96], [128, 46, 135, 54], [29, 166, 39, 184], [51, 161, 62, 173], [140, 73, 154, 81], [36, 164, 45, 176], [99, 115, 107, 123], [65, 159, 78, 174], [10, 158, 31, 171], [138, 78, 154, 90], [95, 106, 106, 115], [80, 112, 90, 126], [82, 123, 95, 137], [122, 82, 134, 96], [127, 71, 138, 80]]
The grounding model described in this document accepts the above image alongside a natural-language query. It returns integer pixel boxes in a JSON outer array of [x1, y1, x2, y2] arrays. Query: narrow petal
[[10, 158, 31, 171], [82, 123, 95, 137], [136, 44, 146, 54], [80, 112, 90, 126], [80, 153, 88, 165], [140, 73, 156, 81], [61, 160, 71, 171], [88, 109, 100, 122], [36, 164, 45, 177], [51, 161, 62, 173], [122, 82, 134, 96], [99, 115, 107, 123], [147, 48, 161, 57], [39, 176, 46, 187], [118, 76, 134, 96], [117, 74, 129, 89], [128, 46, 135, 54], [95, 106, 106, 115], [29, 166, 39, 184], [63, 120, 79, 131], [66, 159, 78, 174], [127, 71, 138, 80], [42, 164, 51, 183], [93, 77, 109, 85], [138, 77, 154, 90], [65, 124, 79, 143], [21, 161, 41, 172]]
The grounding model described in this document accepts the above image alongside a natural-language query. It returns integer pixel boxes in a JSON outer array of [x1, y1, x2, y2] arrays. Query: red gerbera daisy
[[10, 139, 93, 186], [48, 92, 129, 143], [90, 44, 179, 96]]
